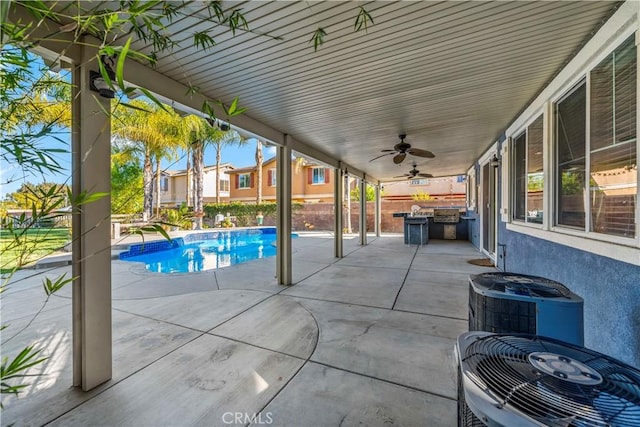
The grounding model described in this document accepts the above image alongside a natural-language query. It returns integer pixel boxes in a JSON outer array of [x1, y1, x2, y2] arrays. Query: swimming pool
[[119, 228, 294, 273]]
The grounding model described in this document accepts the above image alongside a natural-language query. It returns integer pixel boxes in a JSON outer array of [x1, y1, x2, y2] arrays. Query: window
[[219, 180, 230, 192], [268, 168, 276, 187], [309, 167, 328, 185], [512, 115, 544, 224], [555, 81, 587, 229], [410, 179, 429, 185], [237, 173, 252, 189], [550, 35, 637, 237], [466, 171, 476, 210], [160, 176, 169, 192], [589, 37, 637, 237]]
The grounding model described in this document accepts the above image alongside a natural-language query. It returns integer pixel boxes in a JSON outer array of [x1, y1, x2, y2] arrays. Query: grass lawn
[[0, 228, 70, 273]]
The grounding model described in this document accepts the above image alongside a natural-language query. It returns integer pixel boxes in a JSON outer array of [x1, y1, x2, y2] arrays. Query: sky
[[1, 133, 276, 196], [160, 138, 277, 173]]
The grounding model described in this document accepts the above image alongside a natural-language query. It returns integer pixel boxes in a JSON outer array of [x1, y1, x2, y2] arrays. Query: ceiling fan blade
[[393, 153, 406, 164], [380, 149, 396, 152], [393, 174, 410, 178], [417, 173, 433, 178], [407, 148, 435, 158], [369, 152, 394, 162]]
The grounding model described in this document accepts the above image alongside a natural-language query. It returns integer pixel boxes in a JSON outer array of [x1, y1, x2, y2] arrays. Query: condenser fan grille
[[461, 334, 640, 426], [471, 273, 572, 298]]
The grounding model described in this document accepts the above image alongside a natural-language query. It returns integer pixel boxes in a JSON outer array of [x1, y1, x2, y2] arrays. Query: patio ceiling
[[51, 1, 620, 181]]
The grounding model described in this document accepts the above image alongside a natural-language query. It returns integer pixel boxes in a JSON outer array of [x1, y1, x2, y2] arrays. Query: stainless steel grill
[[433, 209, 460, 223]]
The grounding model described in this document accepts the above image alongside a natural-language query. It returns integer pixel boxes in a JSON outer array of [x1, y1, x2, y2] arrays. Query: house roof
[[227, 156, 333, 174], [166, 163, 234, 177]]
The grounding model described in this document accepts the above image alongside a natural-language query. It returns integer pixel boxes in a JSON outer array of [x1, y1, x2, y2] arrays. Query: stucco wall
[[469, 139, 640, 368], [499, 229, 640, 368]]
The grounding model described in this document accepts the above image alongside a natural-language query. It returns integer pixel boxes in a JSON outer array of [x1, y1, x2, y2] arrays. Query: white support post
[[334, 166, 344, 258], [276, 137, 292, 285], [375, 183, 381, 237], [71, 44, 112, 391], [359, 178, 367, 246]]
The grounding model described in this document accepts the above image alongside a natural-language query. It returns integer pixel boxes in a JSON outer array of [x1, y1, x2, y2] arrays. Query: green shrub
[[204, 202, 302, 227]]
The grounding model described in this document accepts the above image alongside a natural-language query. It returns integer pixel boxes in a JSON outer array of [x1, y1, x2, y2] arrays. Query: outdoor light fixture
[[205, 118, 230, 131], [89, 56, 116, 99], [490, 154, 500, 168]]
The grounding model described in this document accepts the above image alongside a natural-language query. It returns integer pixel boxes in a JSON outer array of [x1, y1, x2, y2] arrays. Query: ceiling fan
[[394, 164, 433, 180], [370, 134, 435, 164]]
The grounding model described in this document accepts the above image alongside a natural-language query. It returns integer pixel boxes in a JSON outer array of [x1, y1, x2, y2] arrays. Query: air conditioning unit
[[455, 331, 640, 427], [468, 272, 584, 346]]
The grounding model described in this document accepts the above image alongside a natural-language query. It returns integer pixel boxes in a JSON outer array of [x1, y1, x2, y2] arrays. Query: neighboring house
[[228, 157, 334, 203], [381, 175, 466, 202], [159, 163, 234, 207], [228, 157, 466, 203]]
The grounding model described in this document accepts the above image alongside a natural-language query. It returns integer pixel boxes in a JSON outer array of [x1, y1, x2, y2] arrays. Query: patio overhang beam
[[7, 5, 81, 65], [8, 4, 377, 183], [123, 58, 375, 182]]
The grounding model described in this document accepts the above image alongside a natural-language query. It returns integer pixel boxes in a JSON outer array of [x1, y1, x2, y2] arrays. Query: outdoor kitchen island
[[395, 208, 469, 244]]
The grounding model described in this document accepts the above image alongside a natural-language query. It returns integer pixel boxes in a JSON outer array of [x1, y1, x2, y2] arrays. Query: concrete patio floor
[[1, 233, 493, 426]]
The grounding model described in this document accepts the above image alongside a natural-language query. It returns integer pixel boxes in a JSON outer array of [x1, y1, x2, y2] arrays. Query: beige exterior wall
[[228, 161, 334, 203], [160, 165, 232, 207]]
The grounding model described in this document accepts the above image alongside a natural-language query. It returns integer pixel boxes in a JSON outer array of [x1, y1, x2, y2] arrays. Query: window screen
[[555, 82, 586, 229], [589, 36, 637, 237], [512, 115, 543, 223]]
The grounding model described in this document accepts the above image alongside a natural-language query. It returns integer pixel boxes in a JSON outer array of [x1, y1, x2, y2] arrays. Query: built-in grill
[[433, 208, 460, 223], [433, 209, 460, 240]]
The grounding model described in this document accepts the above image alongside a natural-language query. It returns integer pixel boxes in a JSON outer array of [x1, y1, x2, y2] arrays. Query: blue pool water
[[120, 228, 294, 273]]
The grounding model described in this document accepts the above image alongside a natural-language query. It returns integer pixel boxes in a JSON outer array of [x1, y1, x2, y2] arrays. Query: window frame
[[269, 168, 276, 187], [466, 167, 476, 211], [504, 29, 639, 256], [554, 79, 587, 231], [311, 167, 325, 185], [550, 36, 637, 239], [238, 173, 251, 189], [510, 114, 545, 226], [588, 36, 637, 238]]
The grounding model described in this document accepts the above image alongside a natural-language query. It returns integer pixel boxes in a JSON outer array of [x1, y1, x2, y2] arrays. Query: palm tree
[[255, 139, 263, 204], [112, 100, 183, 220], [180, 117, 242, 228], [210, 130, 245, 203]]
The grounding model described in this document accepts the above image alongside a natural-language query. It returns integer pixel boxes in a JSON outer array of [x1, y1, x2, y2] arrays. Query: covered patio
[[3, 0, 640, 425], [2, 235, 491, 426]]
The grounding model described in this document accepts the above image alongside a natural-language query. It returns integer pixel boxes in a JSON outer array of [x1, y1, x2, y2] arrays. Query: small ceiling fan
[[370, 134, 435, 164], [394, 164, 433, 179]]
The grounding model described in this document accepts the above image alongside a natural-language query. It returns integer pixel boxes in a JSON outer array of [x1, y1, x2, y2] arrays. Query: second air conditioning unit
[[455, 331, 640, 427], [468, 272, 584, 346]]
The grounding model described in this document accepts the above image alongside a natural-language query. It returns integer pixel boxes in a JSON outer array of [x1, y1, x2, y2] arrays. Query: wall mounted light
[[490, 154, 500, 168], [205, 117, 230, 131], [89, 56, 116, 99]]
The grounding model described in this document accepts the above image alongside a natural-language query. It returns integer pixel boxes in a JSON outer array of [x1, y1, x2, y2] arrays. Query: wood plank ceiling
[[90, 1, 625, 180]]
